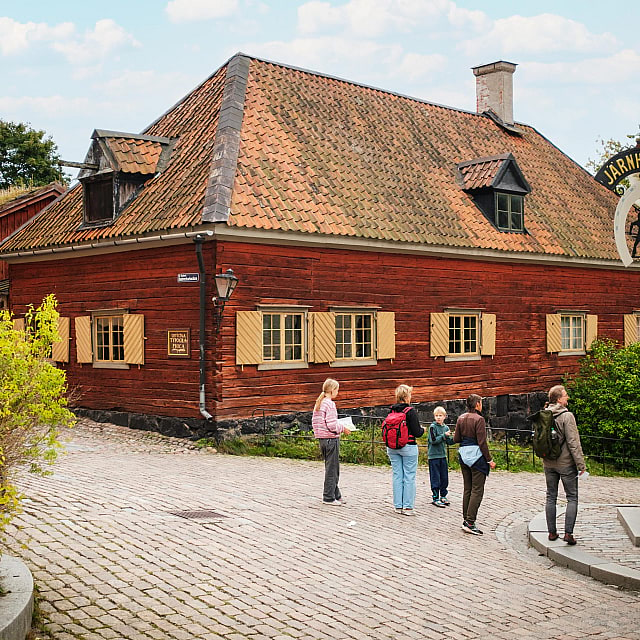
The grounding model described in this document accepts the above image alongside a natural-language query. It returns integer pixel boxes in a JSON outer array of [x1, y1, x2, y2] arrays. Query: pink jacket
[[312, 398, 344, 439]]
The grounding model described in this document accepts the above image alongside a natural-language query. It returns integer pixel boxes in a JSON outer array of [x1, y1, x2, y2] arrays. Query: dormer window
[[77, 130, 175, 227], [458, 153, 531, 233], [496, 192, 523, 231]]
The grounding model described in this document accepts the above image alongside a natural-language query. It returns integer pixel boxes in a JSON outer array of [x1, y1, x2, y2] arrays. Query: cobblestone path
[[5, 421, 640, 640]]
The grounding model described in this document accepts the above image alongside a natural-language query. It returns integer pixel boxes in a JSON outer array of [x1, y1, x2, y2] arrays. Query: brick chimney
[[472, 61, 517, 125]]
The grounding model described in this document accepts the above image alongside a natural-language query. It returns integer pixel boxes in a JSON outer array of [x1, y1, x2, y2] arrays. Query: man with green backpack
[[536, 385, 588, 545]]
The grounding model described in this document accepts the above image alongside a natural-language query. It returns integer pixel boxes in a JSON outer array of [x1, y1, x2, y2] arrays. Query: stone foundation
[[72, 390, 549, 441]]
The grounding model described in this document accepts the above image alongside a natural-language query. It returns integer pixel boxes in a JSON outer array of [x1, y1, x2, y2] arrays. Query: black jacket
[[390, 403, 424, 445]]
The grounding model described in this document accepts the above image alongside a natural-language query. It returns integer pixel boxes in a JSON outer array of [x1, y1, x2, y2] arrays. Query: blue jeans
[[387, 445, 419, 509]]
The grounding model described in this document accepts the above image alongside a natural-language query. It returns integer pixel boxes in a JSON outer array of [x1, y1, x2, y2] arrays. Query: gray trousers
[[545, 466, 579, 535], [460, 464, 486, 525], [319, 438, 341, 502]]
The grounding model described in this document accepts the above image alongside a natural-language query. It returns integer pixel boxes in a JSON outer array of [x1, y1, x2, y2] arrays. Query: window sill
[[558, 351, 586, 357], [330, 359, 378, 368], [92, 362, 130, 370], [444, 355, 481, 362], [258, 362, 309, 371]]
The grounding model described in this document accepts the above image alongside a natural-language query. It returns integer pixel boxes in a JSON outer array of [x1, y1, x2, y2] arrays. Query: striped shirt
[[312, 398, 344, 439]]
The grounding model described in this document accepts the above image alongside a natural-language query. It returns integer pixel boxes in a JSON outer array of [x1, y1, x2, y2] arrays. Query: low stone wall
[[72, 390, 550, 441]]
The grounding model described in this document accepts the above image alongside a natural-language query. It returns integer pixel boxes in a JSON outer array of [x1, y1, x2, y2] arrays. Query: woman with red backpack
[[385, 384, 425, 515]]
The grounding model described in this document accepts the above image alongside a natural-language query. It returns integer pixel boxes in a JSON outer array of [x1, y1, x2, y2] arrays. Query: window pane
[[510, 195, 523, 213], [561, 316, 571, 350], [354, 314, 372, 358], [283, 314, 302, 361], [263, 314, 280, 361], [510, 212, 523, 231], [96, 317, 109, 361], [497, 193, 508, 211], [449, 316, 461, 354], [112, 317, 124, 361], [497, 210, 509, 229], [463, 316, 477, 354]]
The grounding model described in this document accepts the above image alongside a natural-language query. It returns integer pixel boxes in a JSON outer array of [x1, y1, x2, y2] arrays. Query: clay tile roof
[[458, 154, 511, 191], [103, 137, 165, 175], [0, 55, 625, 262]]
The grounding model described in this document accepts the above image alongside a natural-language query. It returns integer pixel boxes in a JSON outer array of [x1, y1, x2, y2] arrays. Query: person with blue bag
[[453, 394, 496, 535]]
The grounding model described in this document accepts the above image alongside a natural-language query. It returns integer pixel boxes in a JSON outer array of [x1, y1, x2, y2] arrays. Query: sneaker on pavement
[[338, 498, 347, 505], [323, 500, 343, 506], [563, 533, 577, 545], [395, 507, 403, 514], [432, 499, 446, 508], [462, 520, 483, 535], [402, 508, 416, 516], [440, 497, 450, 506], [548, 532, 559, 541]]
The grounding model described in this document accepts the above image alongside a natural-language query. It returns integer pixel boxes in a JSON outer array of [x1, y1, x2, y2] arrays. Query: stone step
[[617, 506, 640, 546]]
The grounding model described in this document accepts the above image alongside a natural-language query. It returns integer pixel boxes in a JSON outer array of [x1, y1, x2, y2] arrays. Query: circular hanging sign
[[594, 146, 640, 267]]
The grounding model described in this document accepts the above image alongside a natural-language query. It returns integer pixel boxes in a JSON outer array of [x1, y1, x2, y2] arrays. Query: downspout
[[194, 232, 214, 421]]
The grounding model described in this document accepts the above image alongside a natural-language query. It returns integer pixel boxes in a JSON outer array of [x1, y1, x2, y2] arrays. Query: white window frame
[[257, 306, 309, 371], [446, 311, 481, 361], [331, 309, 377, 367], [559, 313, 585, 355]]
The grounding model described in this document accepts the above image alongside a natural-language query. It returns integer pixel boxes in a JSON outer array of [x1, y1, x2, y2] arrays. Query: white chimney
[[472, 61, 517, 125]]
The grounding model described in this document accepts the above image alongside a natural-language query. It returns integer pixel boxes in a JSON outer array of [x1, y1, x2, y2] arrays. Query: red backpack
[[381, 407, 412, 449]]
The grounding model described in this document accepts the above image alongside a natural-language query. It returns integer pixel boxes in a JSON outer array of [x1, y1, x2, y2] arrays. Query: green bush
[[0, 295, 75, 534], [565, 339, 640, 470]]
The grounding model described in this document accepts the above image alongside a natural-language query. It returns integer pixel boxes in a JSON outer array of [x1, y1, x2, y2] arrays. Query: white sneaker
[[395, 508, 403, 514], [323, 500, 343, 506], [402, 508, 416, 516]]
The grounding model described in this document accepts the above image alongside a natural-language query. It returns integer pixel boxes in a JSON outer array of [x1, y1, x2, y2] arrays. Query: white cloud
[[396, 52, 447, 82], [298, 0, 451, 38], [52, 19, 140, 63], [165, 0, 239, 23], [462, 13, 619, 56], [447, 5, 488, 31], [524, 49, 640, 85], [0, 17, 74, 55], [0, 95, 92, 116], [243, 36, 404, 75]]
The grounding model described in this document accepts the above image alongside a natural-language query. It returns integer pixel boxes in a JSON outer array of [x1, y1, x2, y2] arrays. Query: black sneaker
[[462, 520, 483, 535]]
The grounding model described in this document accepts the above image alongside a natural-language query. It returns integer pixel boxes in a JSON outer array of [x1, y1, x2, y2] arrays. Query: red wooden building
[[0, 183, 64, 309], [2, 55, 639, 435]]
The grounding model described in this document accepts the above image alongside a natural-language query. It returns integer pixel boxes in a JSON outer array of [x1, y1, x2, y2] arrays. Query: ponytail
[[313, 378, 339, 411]]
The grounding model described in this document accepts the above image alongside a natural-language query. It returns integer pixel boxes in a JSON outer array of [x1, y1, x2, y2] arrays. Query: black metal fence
[[248, 408, 640, 474]]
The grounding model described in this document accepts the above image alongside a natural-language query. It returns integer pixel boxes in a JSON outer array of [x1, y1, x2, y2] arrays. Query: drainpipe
[[194, 232, 214, 421]]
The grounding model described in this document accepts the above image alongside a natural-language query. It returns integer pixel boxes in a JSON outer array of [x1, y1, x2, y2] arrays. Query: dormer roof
[[458, 153, 531, 193]]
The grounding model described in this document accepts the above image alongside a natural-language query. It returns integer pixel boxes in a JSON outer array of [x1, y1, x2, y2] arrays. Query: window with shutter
[[624, 314, 639, 346], [547, 312, 596, 355], [431, 311, 495, 360], [123, 314, 145, 365], [75, 316, 93, 363]]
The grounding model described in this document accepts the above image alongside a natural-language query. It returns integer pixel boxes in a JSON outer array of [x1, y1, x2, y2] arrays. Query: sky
[[2, 0, 639, 181]]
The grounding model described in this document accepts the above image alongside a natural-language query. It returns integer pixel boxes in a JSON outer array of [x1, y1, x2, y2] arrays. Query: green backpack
[[530, 408, 568, 460]]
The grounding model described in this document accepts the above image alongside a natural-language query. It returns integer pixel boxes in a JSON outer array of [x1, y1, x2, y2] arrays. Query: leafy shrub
[[565, 339, 640, 470], [0, 295, 75, 533]]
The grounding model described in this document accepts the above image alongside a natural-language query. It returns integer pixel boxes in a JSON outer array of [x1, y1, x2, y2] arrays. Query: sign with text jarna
[[177, 273, 200, 283]]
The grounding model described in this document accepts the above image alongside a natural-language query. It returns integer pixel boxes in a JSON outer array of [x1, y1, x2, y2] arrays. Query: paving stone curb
[[0, 555, 33, 640], [618, 506, 640, 546], [528, 510, 640, 590]]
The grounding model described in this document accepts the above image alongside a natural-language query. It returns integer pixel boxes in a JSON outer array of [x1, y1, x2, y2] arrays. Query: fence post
[[505, 429, 510, 471], [602, 438, 606, 474], [371, 418, 375, 466]]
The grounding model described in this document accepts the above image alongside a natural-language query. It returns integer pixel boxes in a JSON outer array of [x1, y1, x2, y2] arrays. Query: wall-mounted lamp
[[213, 268, 239, 330]]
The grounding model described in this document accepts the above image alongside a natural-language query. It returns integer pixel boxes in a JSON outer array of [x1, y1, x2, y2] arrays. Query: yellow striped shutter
[[546, 314, 562, 353], [12, 318, 24, 332], [585, 315, 598, 350], [624, 315, 638, 346], [310, 312, 336, 363], [430, 313, 449, 357], [480, 313, 496, 356], [75, 316, 93, 363], [51, 316, 70, 363], [123, 314, 145, 365], [236, 311, 262, 365], [376, 312, 395, 360]]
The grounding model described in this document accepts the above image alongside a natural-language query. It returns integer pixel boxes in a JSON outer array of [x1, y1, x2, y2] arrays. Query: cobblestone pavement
[[4, 420, 640, 640]]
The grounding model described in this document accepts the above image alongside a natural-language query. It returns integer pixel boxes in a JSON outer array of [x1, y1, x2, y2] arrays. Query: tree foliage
[[565, 339, 640, 470], [0, 119, 66, 189], [586, 126, 640, 177], [0, 295, 75, 533]]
